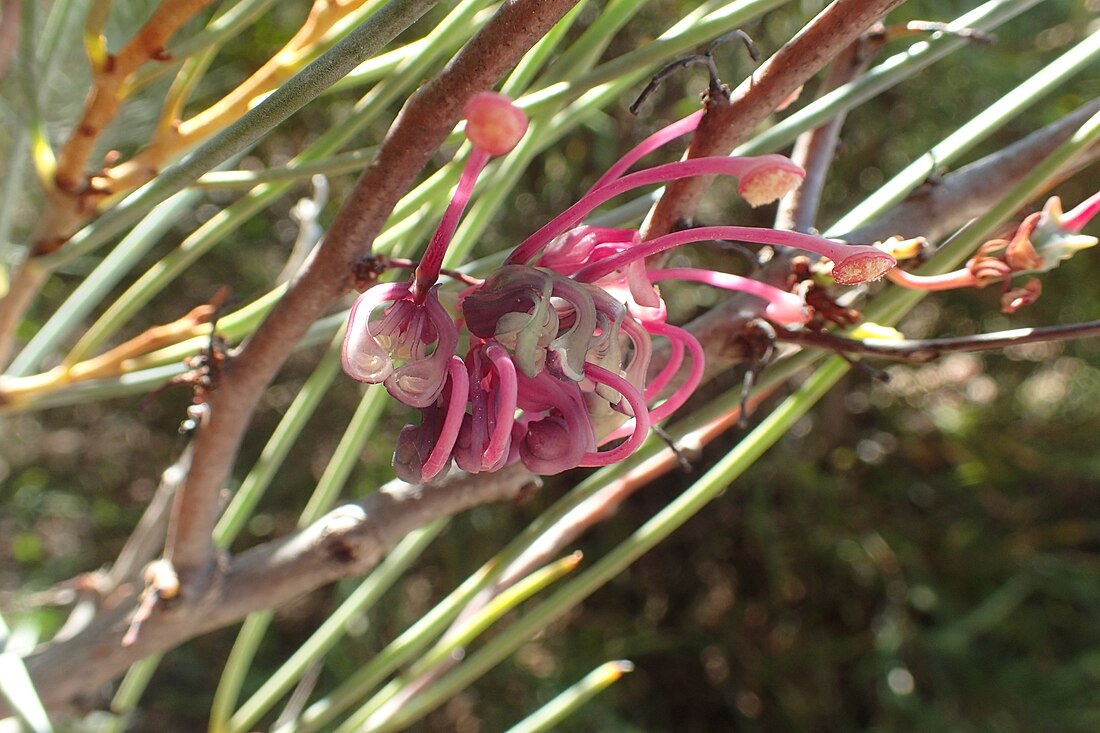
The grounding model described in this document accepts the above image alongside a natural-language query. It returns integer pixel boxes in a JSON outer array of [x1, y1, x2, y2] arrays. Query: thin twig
[[642, 0, 906, 239], [98, 0, 377, 197], [49, 0, 215, 202], [774, 320, 1100, 364], [105, 447, 192, 593], [0, 0, 441, 371]]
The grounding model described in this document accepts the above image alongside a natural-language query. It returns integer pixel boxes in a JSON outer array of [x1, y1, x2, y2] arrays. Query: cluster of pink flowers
[[342, 93, 897, 482]]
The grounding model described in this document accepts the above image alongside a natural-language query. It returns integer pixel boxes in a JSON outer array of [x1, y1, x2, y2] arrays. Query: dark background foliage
[[3, 1, 1100, 730]]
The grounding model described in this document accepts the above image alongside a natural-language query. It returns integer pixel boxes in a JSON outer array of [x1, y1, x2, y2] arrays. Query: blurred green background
[[2, 1, 1100, 730]]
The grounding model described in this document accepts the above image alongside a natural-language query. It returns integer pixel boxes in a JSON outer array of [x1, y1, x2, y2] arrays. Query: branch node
[[122, 559, 180, 647]]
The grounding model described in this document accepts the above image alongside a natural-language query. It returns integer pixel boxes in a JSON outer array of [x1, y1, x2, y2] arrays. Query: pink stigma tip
[[831, 251, 896, 285], [465, 91, 528, 156], [738, 165, 805, 207]]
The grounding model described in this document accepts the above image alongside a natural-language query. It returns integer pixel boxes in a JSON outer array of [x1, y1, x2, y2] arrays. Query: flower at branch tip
[[886, 192, 1097, 311], [343, 101, 903, 482]]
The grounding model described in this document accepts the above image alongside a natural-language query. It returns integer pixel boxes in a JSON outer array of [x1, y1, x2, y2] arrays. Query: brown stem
[[104, 448, 191, 595], [0, 259, 47, 368], [7, 464, 536, 714], [775, 320, 1100, 364], [162, 0, 580, 587], [642, 0, 906, 239]]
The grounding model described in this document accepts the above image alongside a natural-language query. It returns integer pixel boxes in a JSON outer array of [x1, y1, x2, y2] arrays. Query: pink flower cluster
[[342, 92, 896, 482]]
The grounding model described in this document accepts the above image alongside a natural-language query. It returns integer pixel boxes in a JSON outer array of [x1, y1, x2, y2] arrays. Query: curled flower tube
[[538, 226, 639, 274], [578, 296, 627, 401], [462, 266, 606, 384], [514, 370, 595, 474], [506, 155, 807, 265], [647, 267, 810, 325], [454, 341, 518, 474], [462, 266, 557, 378], [579, 363, 651, 467], [544, 273, 598, 382], [393, 356, 469, 483], [539, 226, 664, 318], [602, 320, 703, 444], [572, 225, 895, 286], [342, 282, 458, 408]]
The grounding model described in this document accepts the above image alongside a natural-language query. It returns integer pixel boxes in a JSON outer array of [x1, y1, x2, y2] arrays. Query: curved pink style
[[648, 267, 810, 325], [506, 155, 807, 265], [572, 225, 895, 286], [588, 110, 703, 190], [644, 325, 685, 400], [644, 323, 704, 424], [413, 147, 490, 299]]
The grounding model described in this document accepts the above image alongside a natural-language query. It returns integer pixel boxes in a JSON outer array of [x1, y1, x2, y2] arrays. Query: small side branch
[[774, 27, 886, 232], [49, 0, 215, 202]]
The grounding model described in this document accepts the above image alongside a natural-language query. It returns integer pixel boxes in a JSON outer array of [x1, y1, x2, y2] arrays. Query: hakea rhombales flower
[[886, 191, 1099, 312], [342, 96, 897, 482]]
